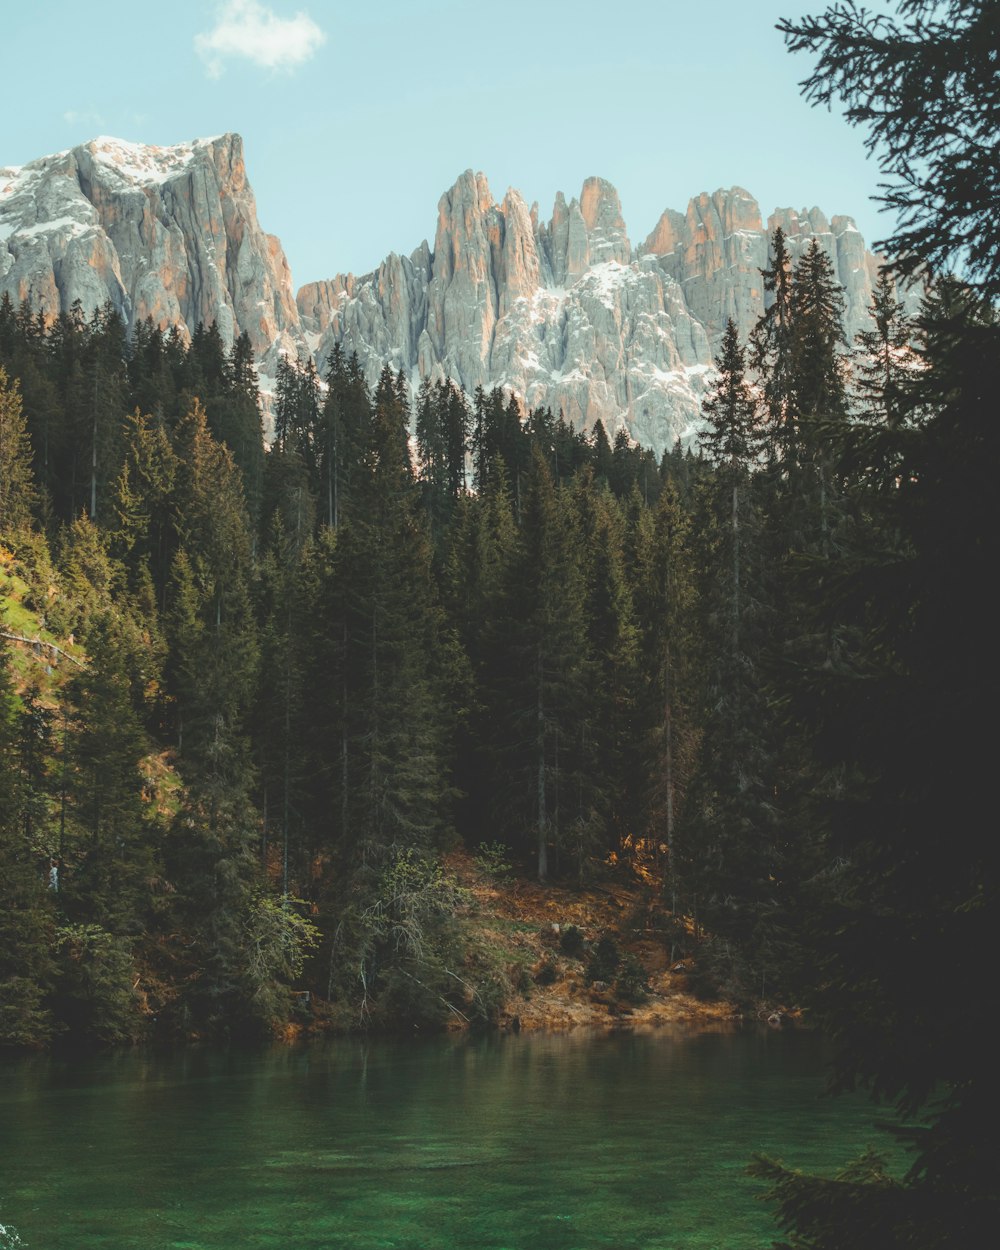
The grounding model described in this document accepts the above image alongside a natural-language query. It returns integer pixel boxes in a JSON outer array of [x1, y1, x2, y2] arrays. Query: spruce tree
[[849, 269, 921, 489], [700, 320, 760, 648], [0, 365, 37, 535], [749, 4, 1000, 1243], [485, 446, 588, 880], [61, 610, 158, 936], [750, 225, 795, 462], [572, 472, 641, 867], [0, 639, 54, 1046]]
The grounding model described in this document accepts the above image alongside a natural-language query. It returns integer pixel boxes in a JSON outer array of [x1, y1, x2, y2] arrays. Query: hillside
[[441, 849, 742, 1035]]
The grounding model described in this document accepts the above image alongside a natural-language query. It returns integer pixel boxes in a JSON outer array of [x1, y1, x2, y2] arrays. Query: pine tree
[[590, 419, 614, 486], [700, 320, 760, 649], [632, 483, 700, 929], [750, 4, 1000, 1243], [441, 471, 516, 842], [167, 399, 258, 758], [788, 238, 851, 549], [485, 446, 589, 880], [571, 472, 640, 865], [779, 0, 1000, 299], [0, 365, 37, 534], [61, 610, 158, 936], [848, 269, 921, 489], [0, 639, 55, 1045], [318, 345, 371, 529], [109, 408, 178, 599], [253, 523, 316, 899], [750, 226, 795, 461]]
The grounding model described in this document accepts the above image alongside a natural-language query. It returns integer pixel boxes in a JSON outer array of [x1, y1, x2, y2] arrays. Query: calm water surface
[[0, 1027, 895, 1250]]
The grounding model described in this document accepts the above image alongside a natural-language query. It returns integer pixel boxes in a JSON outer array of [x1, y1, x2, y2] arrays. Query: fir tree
[[699, 320, 760, 649], [0, 640, 55, 1046], [0, 365, 37, 534], [485, 446, 589, 880], [750, 225, 795, 461]]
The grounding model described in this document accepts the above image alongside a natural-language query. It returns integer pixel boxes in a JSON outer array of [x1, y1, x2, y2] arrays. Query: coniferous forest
[[1, 2, 997, 1246]]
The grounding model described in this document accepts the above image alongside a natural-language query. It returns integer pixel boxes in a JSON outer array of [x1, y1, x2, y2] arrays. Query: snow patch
[[10, 215, 95, 241], [87, 136, 223, 186]]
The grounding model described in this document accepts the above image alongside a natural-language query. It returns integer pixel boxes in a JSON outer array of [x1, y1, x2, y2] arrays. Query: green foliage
[[51, 924, 145, 1044], [473, 840, 514, 884], [0, 366, 37, 534], [558, 924, 585, 958], [0, 640, 55, 1047], [613, 952, 649, 1004], [328, 848, 473, 1028], [741, 4, 1000, 1248], [242, 896, 321, 1030], [533, 959, 558, 986], [779, 0, 1000, 299], [749, 1149, 905, 1250], [586, 933, 620, 984]]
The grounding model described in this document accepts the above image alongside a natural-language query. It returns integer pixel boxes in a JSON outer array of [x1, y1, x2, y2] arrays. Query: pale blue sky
[[1, 0, 894, 289]]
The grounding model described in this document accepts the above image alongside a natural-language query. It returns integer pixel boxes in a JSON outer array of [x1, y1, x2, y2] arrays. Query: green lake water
[[0, 1027, 897, 1250]]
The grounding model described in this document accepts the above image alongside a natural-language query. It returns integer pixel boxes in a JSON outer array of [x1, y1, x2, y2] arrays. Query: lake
[[0, 1026, 895, 1249]]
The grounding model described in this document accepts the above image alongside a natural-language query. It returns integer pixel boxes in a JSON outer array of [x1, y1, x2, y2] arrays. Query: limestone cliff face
[[300, 174, 889, 454], [1, 134, 895, 455], [640, 188, 884, 349], [0, 134, 299, 365]]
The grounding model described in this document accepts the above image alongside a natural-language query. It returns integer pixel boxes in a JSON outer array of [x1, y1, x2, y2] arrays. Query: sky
[[0, 0, 896, 290]]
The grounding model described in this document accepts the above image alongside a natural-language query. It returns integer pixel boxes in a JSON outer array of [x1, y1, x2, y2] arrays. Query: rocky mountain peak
[[3, 135, 896, 454], [1, 132, 299, 370], [579, 177, 631, 265], [298, 174, 893, 453]]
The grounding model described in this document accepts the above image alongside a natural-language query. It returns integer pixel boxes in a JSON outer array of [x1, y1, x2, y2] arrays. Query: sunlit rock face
[[2, 132, 894, 455], [300, 174, 891, 455], [0, 134, 300, 371]]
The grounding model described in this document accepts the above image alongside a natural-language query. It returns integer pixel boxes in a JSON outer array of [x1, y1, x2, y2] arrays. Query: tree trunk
[[537, 642, 547, 882]]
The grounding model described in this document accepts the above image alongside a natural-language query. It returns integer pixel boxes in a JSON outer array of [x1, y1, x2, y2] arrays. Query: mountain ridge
[[2, 133, 891, 452]]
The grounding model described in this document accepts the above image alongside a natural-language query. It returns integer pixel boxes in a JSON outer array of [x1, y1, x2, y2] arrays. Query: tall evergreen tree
[[750, 225, 795, 461], [749, 5, 1000, 1244], [699, 321, 760, 649], [0, 640, 54, 1046], [485, 447, 589, 880], [0, 365, 37, 534]]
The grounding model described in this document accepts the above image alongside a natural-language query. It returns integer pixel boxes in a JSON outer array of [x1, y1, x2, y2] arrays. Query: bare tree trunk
[[90, 412, 98, 520], [341, 620, 349, 848], [732, 473, 741, 651], [664, 636, 674, 860], [537, 642, 547, 883]]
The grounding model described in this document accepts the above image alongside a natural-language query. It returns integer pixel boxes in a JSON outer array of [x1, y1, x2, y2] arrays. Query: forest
[[1, 1, 997, 1245], [0, 232, 929, 1043]]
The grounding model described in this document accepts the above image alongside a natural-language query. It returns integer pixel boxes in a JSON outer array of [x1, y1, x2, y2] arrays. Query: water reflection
[[0, 1027, 892, 1250]]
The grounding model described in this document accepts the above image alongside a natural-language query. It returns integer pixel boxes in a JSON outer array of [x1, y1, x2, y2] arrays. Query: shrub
[[614, 952, 650, 1004], [534, 959, 558, 986], [51, 924, 146, 1043], [586, 933, 620, 984], [559, 924, 585, 958], [473, 840, 514, 885]]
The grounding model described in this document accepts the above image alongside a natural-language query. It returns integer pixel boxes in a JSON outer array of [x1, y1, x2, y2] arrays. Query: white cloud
[[64, 109, 107, 128], [195, 1, 326, 78]]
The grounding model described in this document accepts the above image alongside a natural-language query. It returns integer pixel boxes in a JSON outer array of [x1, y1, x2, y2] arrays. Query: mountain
[[0, 134, 299, 372], [3, 134, 891, 453], [299, 174, 889, 453]]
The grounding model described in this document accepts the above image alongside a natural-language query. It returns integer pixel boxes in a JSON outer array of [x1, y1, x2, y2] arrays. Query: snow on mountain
[[2, 135, 897, 454], [0, 133, 299, 375], [299, 172, 890, 453]]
